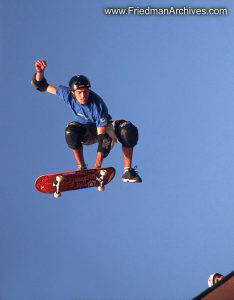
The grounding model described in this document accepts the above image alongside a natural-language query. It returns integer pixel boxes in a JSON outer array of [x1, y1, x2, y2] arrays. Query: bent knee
[[115, 120, 139, 148], [65, 122, 86, 149]]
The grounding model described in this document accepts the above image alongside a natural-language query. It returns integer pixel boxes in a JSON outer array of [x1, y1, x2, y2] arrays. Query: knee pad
[[115, 120, 139, 147], [65, 122, 86, 149]]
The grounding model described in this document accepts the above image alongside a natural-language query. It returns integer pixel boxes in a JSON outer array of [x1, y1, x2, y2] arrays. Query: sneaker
[[122, 166, 142, 183], [78, 164, 87, 171]]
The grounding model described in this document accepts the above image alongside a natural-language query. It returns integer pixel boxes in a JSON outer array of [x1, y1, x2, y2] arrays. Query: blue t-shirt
[[56, 85, 112, 127]]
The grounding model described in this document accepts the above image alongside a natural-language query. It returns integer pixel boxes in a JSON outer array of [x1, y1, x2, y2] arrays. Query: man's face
[[73, 87, 90, 105]]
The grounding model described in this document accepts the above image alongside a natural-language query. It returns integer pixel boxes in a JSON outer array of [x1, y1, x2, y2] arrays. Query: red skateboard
[[35, 167, 116, 198]]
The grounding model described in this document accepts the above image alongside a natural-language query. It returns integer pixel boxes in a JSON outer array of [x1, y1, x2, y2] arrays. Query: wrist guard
[[97, 133, 112, 158], [31, 73, 49, 92]]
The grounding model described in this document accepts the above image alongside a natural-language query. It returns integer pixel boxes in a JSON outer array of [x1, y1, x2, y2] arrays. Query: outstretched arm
[[32, 60, 57, 95]]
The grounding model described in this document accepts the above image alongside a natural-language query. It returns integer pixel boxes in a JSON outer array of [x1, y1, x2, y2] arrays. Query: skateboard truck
[[97, 169, 107, 191], [53, 175, 63, 198]]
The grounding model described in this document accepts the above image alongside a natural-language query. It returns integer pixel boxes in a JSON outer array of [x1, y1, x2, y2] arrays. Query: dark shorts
[[65, 120, 136, 149], [65, 122, 98, 146]]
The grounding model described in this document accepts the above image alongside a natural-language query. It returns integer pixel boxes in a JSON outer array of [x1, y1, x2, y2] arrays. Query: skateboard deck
[[35, 167, 116, 198]]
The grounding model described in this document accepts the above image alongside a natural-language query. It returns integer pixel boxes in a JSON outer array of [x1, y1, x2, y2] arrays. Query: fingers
[[35, 60, 47, 72], [93, 164, 101, 169]]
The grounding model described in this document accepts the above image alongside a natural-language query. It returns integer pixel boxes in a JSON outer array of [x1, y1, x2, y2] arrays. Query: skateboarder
[[32, 60, 142, 183]]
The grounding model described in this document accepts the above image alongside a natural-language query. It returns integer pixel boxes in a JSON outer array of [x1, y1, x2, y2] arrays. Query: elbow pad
[[31, 73, 49, 92], [97, 133, 112, 158]]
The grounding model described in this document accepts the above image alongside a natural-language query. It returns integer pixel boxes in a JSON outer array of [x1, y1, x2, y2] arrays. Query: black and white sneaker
[[78, 164, 87, 171], [122, 166, 142, 183]]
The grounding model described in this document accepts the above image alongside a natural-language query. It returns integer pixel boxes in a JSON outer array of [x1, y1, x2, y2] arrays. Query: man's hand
[[35, 60, 47, 82], [93, 152, 103, 169], [35, 60, 47, 72]]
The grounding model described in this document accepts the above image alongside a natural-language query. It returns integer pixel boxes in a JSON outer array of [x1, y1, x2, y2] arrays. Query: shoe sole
[[122, 178, 142, 183]]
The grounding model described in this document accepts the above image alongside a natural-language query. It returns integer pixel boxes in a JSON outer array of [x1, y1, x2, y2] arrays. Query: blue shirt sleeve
[[89, 91, 111, 127], [94, 99, 112, 127], [56, 85, 71, 104]]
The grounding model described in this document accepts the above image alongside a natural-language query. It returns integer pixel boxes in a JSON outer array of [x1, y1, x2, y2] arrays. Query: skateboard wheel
[[100, 170, 107, 176], [56, 175, 63, 183], [54, 192, 61, 198], [98, 185, 105, 192]]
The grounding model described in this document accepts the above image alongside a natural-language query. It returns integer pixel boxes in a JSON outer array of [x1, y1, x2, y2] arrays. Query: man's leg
[[72, 147, 87, 169], [122, 146, 133, 169], [65, 122, 87, 170], [115, 120, 142, 183]]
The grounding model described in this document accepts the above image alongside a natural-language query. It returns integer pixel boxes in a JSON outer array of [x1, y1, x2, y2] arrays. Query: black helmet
[[69, 75, 91, 91]]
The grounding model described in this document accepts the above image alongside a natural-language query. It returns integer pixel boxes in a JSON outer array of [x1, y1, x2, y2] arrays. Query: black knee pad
[[115, 120, 139, 147], [65, 122, 86, 149]]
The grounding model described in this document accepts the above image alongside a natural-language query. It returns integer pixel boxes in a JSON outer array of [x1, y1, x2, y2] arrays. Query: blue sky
[[1, 0, 234, 299]]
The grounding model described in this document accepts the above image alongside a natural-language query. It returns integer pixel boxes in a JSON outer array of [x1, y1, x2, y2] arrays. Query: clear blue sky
[[1, 0, 234, 299]]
